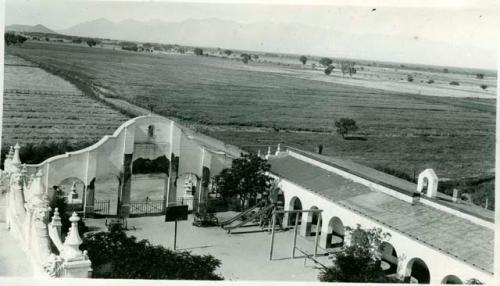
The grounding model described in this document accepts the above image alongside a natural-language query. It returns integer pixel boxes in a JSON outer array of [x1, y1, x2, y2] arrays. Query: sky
[[4, 0, 500, 69]]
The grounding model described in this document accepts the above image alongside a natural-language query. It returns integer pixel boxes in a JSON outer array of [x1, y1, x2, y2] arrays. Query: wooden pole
[[314, 213, 322, 257], [269, 211, 277, 260], [292, 212, 299, 259], [174, 220, 178, 250]]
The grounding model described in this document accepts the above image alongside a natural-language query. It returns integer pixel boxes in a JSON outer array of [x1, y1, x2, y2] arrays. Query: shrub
[[480, 84, 488, 90], [426, 79, 434, 84], [319, 57, 333, 67], [449, 81, 460, 86], [476, 73, 484, 79], [407, 75, 414, 82], [82, 228, 223, 279], [193, 48, 203, 56], [324, 65, 334, 75]]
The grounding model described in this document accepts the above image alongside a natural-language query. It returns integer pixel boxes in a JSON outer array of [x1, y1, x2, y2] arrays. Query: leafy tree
[[212, 153, 274, 210], [319, 225, 401, 283], [340, 61, 356, 77], [72, 38, 83, 44], [240, 53, 252, 64], [319, 57, 333, 67], [86, 39, 97, 47], [194, 48, 204, 56], [223, 49, 233, 56], [299, 55, 307, 65], [324, 65, 334, 75], [335, 118, 359, 138], [82, 228, 223, 279], [4, 33, 27, 46]]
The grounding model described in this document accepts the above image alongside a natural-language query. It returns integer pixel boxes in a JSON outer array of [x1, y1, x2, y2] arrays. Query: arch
[[379, 242, 398, 275], [325, 216, 344, 248], [441, 275, 463, 284], [417, 169, 438, 198], [58, 177, 85, 202], [405, 257, 430, 284], [302, 206, 321, 237], [288, 196, 302, 226]]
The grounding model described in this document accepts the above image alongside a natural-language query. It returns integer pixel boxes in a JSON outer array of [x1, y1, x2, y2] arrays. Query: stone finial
[[275, 144, 281, 155], [257, 149, 261, 157], [62, 212, 84, 261], [11, 143, 22, 167], [51, 208, 62, 227], [7, 146, 14, 159]]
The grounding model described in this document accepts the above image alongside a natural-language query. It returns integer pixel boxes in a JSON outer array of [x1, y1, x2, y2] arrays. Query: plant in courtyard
[[48, 186, 87, 238], [318, 225, 401, 283], [212, 153, 274, 210], [299, 55, 307, 65], [82, 227, 223, 279], [334, 118, 359, 139]]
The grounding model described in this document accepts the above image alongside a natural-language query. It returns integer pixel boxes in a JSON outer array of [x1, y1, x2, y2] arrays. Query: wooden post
[[174, 220, 178, 250], [292, 212, 299, 259], [269, 211, 276, 260], [314, 212, 322, 257]]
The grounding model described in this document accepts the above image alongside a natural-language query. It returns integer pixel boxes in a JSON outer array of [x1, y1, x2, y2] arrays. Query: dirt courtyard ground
[[84, 214, 332, 281]]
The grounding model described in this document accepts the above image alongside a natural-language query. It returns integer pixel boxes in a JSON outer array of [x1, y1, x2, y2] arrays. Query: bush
[[407, 75, 414, 82], [480, 84, 488, 90], [449, 81, 460, 86], [82, 228, 223, 279], [319, 57, 333, 67], [194, 48, 203, 56], [476, 73, 484, 79], [324, 65, 334, 75], [426, 79, 434, 84]]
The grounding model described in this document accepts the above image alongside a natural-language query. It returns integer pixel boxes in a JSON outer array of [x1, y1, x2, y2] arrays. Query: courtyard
[[84, 213, 331, 281]]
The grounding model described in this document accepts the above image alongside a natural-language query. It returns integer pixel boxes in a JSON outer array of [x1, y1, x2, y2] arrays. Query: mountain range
[[5, 18, 495, 69], [6, 24, 57, 34]]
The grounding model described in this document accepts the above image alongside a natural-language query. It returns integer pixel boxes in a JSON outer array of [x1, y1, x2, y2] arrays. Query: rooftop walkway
[[269, 152, 494, 274]]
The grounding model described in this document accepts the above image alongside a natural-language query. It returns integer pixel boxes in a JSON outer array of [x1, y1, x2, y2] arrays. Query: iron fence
[[93, 199, 111, 217]]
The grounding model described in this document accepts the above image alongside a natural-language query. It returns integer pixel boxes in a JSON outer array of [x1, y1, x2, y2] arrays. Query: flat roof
[[268, 153, 493, 274]]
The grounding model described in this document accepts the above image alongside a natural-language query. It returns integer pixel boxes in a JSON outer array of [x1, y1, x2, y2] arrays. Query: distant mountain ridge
[[6, 24, 57, 34]]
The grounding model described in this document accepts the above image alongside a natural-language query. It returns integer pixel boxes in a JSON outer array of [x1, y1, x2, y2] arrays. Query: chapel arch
[[405, 257, 431, 284]]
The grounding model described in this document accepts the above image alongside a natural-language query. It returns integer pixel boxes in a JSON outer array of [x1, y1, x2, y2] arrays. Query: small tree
[[240, 53, 252, 64], [194, 48, 204, 56], [299, 55, 307, 65], [212, 153, 274, 210], [4, 33, 27, 46], [340, 61, 356, 77], [318, 225, 401, 283], [319, 57, 333, 67], [335, 118, 359, 138], [324, 65, 334, 75], [223, 49, 232, 56], [86, 39, 97, 47]]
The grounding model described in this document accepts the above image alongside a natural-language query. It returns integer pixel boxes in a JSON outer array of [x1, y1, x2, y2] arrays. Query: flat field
[[6, 42, 496, 180], [2, 53, 129, 146]]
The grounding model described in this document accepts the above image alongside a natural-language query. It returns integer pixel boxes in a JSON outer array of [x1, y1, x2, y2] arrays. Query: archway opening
[[58, 177, 85, 207], [288, 196, 302, 226], [421, 177, 429, 193], [405, 258, 430, 284], [379, 242, 398, 275], [308, 206, 322, 236], [441, 275, 463, 284], [326, 216, 344, 248], [131, 155, 169, 201]]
